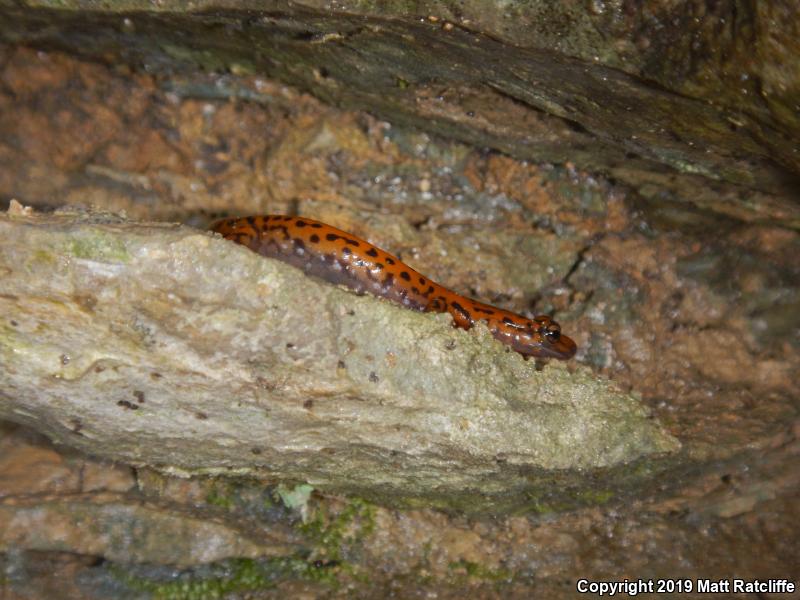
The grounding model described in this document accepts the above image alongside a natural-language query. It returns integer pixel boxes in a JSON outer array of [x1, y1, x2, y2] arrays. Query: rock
[[0, 3, 797, 226], [0, 423, 295, 566], [0, 205, 678, 501]]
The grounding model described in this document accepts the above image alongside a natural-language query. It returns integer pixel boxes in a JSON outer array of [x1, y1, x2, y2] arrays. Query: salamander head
[[491, 313, 577, 359], [526, 315, 577, 359]]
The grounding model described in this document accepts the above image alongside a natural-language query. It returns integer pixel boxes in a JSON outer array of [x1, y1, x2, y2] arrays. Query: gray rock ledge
[[0, 204, 678, 498]]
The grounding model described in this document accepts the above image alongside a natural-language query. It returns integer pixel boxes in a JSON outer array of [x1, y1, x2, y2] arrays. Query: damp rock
[[0, 205, 678, 503]]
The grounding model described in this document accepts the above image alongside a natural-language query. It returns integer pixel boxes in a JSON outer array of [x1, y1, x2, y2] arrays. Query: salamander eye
[[534, 317, 561, 342], [544, 327, 561, 342]]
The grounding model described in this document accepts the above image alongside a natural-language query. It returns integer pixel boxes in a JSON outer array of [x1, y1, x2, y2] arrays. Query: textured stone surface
[[0, 205, 677, 500], [0, 2, 798, 227], [0, 12, 798, 595], [0, 424, 297, 568]]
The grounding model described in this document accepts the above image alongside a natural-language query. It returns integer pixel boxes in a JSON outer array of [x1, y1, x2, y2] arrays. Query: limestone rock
[[0, 205, 678, 499]]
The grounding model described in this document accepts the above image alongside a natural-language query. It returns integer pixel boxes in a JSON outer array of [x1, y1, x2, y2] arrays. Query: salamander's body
[[211, 215, 577, 359]]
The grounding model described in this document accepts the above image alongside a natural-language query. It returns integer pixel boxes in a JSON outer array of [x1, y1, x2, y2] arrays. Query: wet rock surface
[[0, 204, 677, 499], [1, 2, 799, 227], [0, 18, 798, 600]]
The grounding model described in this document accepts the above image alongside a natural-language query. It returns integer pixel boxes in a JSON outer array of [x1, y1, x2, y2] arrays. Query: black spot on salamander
[[474, 306, 495, 315], [326, 233, 340, 241], [246, 216, 258, 228], [342, 246, 352, 255], [426, 286, 435, 295], [411, 287, 420, 295], [386, 257, 395, 265], [419, 277, 426, 285], [117, 400, 138, 410], [344, 237, 360, 246], [502, 316, 515, 325], [311, 223, 323, 228], [310, 234, 320, 243], [295, 220, 307, 227], [366, 247, 379, 257], [374, 262, 384, 270], [400, 271, 411, 281], [294, 238, 306, 251], [428, 296, 447, 311], [133, 390, 145, 403], [451, 301, 471, 320]]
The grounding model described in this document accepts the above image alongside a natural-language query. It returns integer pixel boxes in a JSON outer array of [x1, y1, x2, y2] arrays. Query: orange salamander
[[211, 215, 577, 360]]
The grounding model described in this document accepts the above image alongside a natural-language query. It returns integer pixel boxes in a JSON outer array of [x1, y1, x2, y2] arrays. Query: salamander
[[211, 215, 577, 359]]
